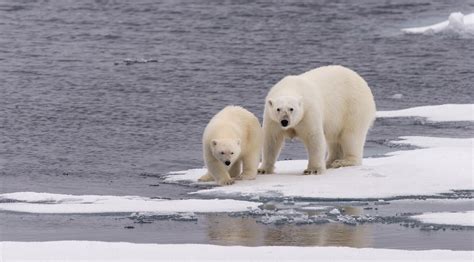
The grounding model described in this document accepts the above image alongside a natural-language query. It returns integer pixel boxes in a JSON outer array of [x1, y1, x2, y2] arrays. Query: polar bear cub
[[258, 65, 376, 175], [199, 106, 262, 186]]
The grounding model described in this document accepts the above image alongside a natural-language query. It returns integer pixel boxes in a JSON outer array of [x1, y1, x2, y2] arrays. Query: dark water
[[1, 0, 473, 250]]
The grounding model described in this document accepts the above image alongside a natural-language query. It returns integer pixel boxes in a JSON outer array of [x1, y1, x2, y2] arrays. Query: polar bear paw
[[303, 167, 325, 175], [329, 159, 358, 169], [238, 172, 257, 180], [217, 178, 235, 186], [257, 167, 274, 175]]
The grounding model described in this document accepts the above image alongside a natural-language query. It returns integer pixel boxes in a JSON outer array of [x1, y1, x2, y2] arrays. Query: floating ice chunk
[[300, 206, 330, 211], [412, 211, 474, 227], [329, 208, 341, 215], [130, 212, 198, 223], [258, 214, 290, 225], [390, 93, 403, 99], [402, 12, 474, 36], [377, 104, 474, 122]]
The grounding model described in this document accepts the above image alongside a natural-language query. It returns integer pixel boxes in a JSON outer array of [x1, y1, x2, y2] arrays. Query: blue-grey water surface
[[1, 0, 473, 250]]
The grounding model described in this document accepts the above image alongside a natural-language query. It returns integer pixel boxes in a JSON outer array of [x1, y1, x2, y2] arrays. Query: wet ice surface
[[164, 135, 473, 200]]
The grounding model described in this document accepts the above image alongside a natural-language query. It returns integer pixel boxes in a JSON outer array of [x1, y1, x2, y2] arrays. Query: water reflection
[[204, 213, 372, 247]]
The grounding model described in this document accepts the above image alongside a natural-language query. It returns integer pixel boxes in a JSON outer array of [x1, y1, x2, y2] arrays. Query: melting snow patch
[[0, 192, 260, 214], [412, 211, 474, 227], [402, 12, 474, 36], [165, 136, 473, 200], [377, 104, 474, 122]]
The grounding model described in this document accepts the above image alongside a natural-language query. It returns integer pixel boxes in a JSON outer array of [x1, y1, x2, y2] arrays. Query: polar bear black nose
[[225, 161, 231, 166], [281, 120, 288, 127]]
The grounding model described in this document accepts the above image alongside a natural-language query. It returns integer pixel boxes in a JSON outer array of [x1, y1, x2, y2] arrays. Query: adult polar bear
[[258, 65, 376, 175], [199, 106, 262, 185]]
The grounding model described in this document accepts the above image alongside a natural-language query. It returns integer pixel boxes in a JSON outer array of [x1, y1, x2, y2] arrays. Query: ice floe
[[402, 12, 474, 36], [165, 136, 473, 200], [0, 192, 260, 214], [377, 104, 474, 122], [412, 211, 474, 227], [1, 241, 471, 261]]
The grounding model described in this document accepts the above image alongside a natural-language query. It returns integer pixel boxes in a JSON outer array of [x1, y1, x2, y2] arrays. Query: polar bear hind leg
[[326, 141, 342, 168], [330, 128, 365, 168]]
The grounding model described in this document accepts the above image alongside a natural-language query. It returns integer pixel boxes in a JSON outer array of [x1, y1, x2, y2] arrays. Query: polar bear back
[[203, 106, 261, 154]]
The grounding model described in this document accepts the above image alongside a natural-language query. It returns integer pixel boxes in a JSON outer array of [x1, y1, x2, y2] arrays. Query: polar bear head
[[210, 139, 241, 167], [266, 96, 304, 129]]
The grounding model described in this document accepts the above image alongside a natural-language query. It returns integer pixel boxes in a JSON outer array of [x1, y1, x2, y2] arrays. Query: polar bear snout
[[281, 119, 289, 127], [224, 160, 231, 166]]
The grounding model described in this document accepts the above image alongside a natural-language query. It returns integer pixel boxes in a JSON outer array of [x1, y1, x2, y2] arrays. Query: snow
[[377, 104, 474, 122], [402, 12, 474, 36], [412, 211, 474, 227], [165, 136, 473, 200], [0, 192, 260, 214], [1, 241, 472, 261]]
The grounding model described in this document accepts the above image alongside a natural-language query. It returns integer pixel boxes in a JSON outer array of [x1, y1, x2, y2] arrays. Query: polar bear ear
[[267, 99, 273, 107], [211, 140, 218, 146]]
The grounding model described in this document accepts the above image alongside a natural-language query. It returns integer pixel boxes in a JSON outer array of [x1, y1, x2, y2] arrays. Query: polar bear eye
[[276, 108, 280, 112], [231, 152, 234, 155], [220, 151, 225, 155], [289, 108, 294, 112]]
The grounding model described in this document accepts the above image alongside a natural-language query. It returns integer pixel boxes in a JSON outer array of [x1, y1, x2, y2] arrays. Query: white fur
[[200, 106, 262, 186], [259, 65, 376, 175]]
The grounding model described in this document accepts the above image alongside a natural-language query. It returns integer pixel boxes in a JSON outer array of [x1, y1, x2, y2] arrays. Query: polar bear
[[258, 65, 376, 175], [199, 106, 262, 186]]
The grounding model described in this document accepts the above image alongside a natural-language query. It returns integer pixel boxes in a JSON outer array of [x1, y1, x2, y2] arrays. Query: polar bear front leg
[[240, 150, 260, 180], [302, 128, 326, 175], [228, 160, 242, 179], [206, 159, 234, 186], [258, 127, 284, 175]]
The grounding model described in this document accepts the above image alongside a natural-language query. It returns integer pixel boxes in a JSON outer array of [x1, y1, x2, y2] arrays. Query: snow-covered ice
[[165, 136, 473, 200], [402, 12, 474, 36], [1, 241, 472, 261], [412, 211, 474, 227], [377, 104, 474, 122], [0, 192, 260, 214]]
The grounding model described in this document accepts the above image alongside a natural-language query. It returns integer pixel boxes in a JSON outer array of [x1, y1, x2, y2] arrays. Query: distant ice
[[377, 104, 474, 122], [1, 241, 471, 261], [0, 192, 260, 214], [165, 136, 473, 200], [402, 12, 474, 36], [390, 93, 403, 99], [412, 211, 474, 227]]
